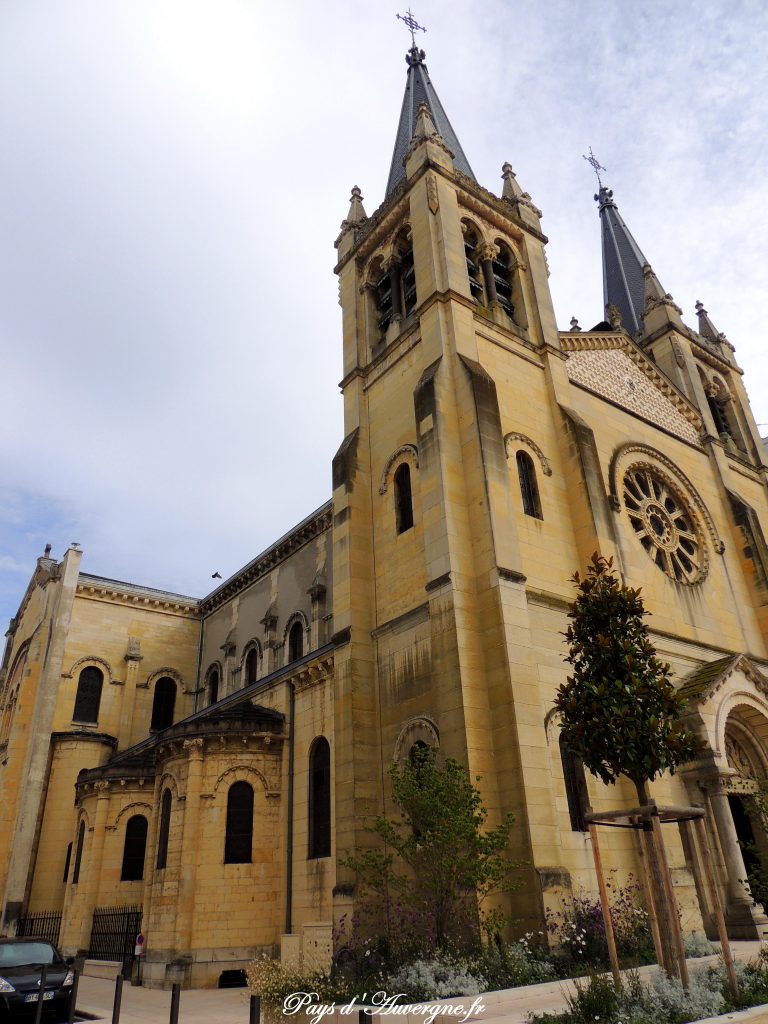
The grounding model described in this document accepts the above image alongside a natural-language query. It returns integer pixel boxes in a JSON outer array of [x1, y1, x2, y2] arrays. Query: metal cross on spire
[[583, 147, 607, 189], [397, 8, 427, 48]]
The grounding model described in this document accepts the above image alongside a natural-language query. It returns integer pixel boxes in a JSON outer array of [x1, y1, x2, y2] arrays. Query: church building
[[2, 37, 768, 989]]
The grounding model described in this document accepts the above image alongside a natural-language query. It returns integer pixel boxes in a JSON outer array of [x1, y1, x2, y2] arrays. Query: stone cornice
[[201, 503, 333, 615], [76, 580, 199, 617]]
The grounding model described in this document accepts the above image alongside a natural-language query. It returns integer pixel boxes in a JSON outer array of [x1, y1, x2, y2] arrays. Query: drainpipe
[[285, 681, 295, 934]]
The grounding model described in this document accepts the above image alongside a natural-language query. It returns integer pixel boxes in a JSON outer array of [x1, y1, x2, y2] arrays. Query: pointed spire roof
[[596, 185, 652, 337], [385, 45, 475, 197]]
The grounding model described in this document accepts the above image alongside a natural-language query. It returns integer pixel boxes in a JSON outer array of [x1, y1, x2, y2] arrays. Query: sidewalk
[[75, 942, 767, 1024]]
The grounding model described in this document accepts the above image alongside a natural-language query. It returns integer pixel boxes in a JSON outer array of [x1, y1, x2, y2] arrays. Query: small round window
[[622, 465, 705, 584]]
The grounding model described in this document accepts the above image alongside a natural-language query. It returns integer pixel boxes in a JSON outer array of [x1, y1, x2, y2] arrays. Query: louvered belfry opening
[[375, 258, 394, 338], [493, 244, 515, 318], [463, 227, 484, 303]]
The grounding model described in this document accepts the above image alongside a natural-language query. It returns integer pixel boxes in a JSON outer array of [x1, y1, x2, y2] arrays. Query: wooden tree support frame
[[584, 800, 739, 1001]]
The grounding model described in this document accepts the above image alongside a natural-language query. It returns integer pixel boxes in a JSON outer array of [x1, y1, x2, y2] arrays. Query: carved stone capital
[[183, 737, 205, 757], [475, 241, 499, 263]]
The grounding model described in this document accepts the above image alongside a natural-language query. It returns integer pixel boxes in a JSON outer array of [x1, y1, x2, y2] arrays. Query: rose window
[[623, 466, 704, 584]]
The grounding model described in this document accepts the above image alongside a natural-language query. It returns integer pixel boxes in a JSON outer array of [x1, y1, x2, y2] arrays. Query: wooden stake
[[588, 823, 622, 985], [635, 818, 664, 969], [694, 815, 739, 1002], [650, 811, 689, 990]]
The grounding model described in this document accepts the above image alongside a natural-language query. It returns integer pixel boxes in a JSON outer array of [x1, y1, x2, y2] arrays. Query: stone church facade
[[2, 42, 768, 988]]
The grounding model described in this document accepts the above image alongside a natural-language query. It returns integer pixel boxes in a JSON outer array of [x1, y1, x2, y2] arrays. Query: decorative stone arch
[[241, 639, 263, 684], [724, 711, 768, 784], [608, 443, 722, 551], [4, 641, 29, 697], [146, 666, 187, 694], [112, 801, 154, 831], [716, 689, 768, 766], [283, 611, 309, 662], [157, 770, 181, 800], [504, 433, 552, 477], [460, 215, 490, 247], [64, 655, 114, 685], [361, 220, 414, 290], [212, 764, 274, 798], [393, 715, 440, 766], [379, 444, 419, 495], [75, 806, 91, 831]]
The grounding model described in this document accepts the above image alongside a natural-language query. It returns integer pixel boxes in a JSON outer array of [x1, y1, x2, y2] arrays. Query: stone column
[[383, 255, 404, 322], [77, 781, 111, 954], [708, 780, 768, 938], [476, 242, 499, 305], [174, 739, 204, 961]]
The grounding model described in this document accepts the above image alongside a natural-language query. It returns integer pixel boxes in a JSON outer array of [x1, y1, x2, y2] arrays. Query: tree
[[344, 746, 515, 951], [555, 552, 701, 805]]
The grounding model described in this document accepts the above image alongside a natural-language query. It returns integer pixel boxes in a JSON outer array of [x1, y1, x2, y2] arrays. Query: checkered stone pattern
[[566, 348, 700, 445]]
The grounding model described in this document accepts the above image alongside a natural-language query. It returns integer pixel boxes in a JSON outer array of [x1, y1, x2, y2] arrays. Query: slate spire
[[595, 185, 655, 337], [385, 44, 475, 197]]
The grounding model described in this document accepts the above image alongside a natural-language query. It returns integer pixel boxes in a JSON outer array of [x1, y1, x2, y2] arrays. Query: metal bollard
[[169, 981, 181, 1024], [67, 969, 81, 1024], [112, 973, 123, 1024], [33, 964, 48, 1024], [249, 993, 261, 1024]]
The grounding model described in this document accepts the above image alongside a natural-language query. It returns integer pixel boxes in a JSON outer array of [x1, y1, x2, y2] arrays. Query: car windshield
[[0, 942, 60, 968]]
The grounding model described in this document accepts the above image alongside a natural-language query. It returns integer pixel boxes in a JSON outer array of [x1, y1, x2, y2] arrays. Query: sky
[[1, 0, 766, 626]]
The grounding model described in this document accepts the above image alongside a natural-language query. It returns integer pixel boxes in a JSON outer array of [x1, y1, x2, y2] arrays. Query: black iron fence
[[88, 904, 142, 962], [16, 909, 62, 946]]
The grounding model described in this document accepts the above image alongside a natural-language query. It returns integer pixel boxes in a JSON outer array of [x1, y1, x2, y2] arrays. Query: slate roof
[[385, 47, 475, 197], [597, 186, 648, 337], [678, 654, 740, 703]]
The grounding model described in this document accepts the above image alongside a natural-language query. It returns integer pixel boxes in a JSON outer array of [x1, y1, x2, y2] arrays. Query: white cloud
[[0, 0, 765, 621]]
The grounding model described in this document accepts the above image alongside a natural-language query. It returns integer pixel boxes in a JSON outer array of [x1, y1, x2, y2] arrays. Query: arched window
[[156, 789, 172, 870], [244, 646, 259, 686], [150, 677, 176, 731], [516, 450, 542, 519], [224, 781, 254, 864], [73, 666, 104, 724], [62, 842, 72, 883], [120, 815, 148, 881], [72, 821, 85, 884], [309, 737, 331, 859], [394, 463, 414, 534], [288, 622, 304, 663], [559, 734, 588, 832], [208, 668, 219, 706]]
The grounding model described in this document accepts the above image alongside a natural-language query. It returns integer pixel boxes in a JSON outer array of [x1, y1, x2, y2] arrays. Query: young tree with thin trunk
[[555, 553, 702, 977]]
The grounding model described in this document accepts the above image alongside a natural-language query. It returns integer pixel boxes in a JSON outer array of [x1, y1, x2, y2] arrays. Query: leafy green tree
[[555, 553, 702, 805], [343, 746, 515, 951]]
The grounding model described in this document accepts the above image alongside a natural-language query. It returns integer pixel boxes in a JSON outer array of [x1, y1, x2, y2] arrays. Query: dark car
[[0, 939, 74, 1022]]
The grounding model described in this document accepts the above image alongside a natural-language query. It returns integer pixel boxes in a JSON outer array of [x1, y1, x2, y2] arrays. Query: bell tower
[[331, 35, 566, 932]]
